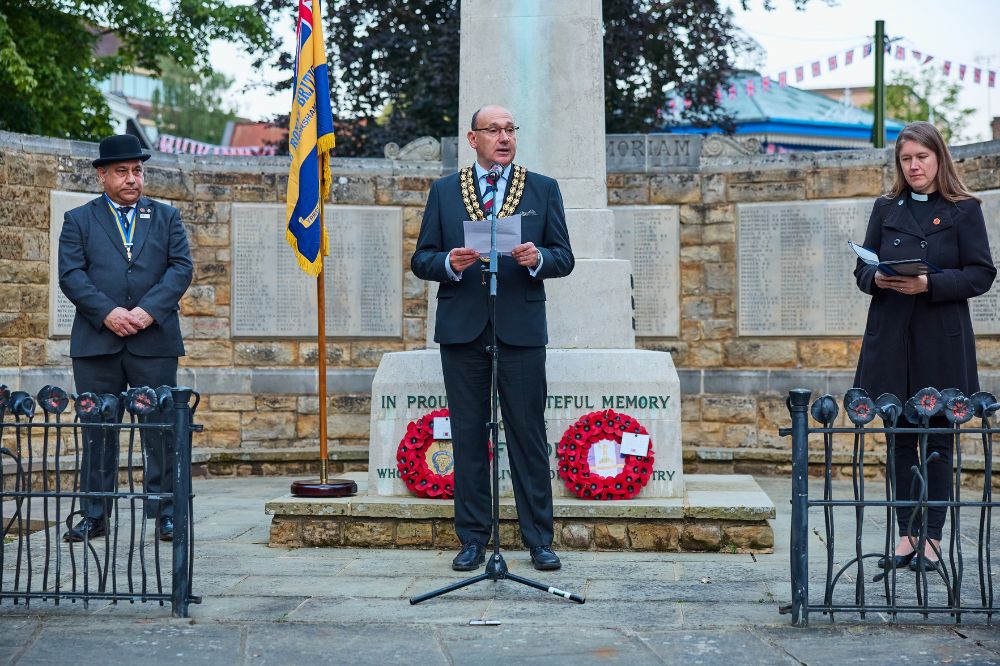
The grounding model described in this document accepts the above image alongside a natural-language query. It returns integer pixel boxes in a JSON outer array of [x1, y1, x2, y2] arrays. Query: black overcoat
[[853, 192, 996, 401]]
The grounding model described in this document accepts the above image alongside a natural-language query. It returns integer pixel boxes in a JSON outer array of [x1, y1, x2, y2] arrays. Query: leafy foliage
[[152, 58, 238, 145], [0, 0, 273, 141], [865, 67, 976, 144], [255, 0, 757, 156]]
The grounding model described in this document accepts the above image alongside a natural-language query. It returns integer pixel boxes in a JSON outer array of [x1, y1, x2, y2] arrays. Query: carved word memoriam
[[612, 206, 680, 337], [605, 134, 702, 172], [737, 191, 1000, 336], [232, 204, 402, 337]]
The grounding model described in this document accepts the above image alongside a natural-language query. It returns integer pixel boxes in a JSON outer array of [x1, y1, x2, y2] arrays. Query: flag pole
[[317, 206, 329, 485]]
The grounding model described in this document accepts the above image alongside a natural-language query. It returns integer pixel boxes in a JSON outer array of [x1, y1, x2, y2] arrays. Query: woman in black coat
[[854, 121, 996, 571]]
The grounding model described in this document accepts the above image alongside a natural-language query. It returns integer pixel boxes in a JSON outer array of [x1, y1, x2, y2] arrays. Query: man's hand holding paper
[[462, 213, 522, 257]]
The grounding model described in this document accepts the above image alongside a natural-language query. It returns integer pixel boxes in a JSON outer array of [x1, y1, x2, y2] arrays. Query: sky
[[211, 0, 1000, 143]]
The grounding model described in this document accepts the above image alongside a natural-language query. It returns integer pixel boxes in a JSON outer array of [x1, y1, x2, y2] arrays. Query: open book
[[848, 241, 941, 277]]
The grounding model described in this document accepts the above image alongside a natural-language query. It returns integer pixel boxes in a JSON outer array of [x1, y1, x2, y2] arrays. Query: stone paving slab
[[1, 474, 998, 665]]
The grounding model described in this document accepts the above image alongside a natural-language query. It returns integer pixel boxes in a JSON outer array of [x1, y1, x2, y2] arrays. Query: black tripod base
[[408, 552, 585, 605]]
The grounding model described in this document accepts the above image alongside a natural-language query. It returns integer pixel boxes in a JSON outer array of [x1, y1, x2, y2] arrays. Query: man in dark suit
[[411, 105, 574, 571], [58, 134, 193, 542]]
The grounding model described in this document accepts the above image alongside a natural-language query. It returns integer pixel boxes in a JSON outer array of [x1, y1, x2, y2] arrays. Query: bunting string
[[157, 133, 278, 157]]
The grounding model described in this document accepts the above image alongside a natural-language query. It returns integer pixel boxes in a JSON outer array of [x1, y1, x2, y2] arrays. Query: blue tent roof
[[664, 72, 905, 150]]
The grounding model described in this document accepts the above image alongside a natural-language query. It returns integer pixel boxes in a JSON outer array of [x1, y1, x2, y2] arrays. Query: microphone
[[488, 162, 503, 182]]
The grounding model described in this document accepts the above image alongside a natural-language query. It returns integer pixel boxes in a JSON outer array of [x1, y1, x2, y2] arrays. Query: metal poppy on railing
[[874, 393, 903, 424], [810, 393, 839, 425], [944, 394, 973, 424], [37, 385, 69, 415], [124, 386, 158, 417], [969, 391, 1000, 419], [73, 391, 101, 418], [9, 391, 35, 419], [843, 388, 876, 426]]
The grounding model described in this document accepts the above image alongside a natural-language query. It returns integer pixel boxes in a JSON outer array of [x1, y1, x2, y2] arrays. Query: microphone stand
[[410, 172, 584, 606]]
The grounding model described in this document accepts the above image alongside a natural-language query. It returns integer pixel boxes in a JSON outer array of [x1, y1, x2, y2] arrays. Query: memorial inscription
[[231, 204, 403, 337], [612, 206, 680, 337], [737, 191, 1000, 336]]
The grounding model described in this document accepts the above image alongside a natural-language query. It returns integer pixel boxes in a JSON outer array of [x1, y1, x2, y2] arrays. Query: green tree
[[152, 58, 238, 145], [865, 67, 976, 143], [254, 0, 759, 156], [0, 0, 274, 141]]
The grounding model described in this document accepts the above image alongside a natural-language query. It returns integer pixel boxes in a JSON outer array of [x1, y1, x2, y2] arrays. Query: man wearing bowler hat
[[58, 134, 193, 542]]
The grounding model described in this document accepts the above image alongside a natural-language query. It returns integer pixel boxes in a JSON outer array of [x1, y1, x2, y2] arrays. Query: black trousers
[[440, 322, 554, 548], [72, 350, 178, 520], [892, 416, 953, 541]]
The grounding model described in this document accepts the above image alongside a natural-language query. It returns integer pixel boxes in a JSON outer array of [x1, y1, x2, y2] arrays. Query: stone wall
[[2, 130, 998, 472]]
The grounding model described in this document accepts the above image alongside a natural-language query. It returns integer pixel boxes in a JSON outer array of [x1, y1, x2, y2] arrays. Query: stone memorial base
[[368, 349, 684, 499], [265, 473, 775, 552]]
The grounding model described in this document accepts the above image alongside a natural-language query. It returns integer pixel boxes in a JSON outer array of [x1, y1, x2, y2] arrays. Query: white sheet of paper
[[620, 432, 650, 456], [433, 416, 451, 440], [463, 213, 521, 257]]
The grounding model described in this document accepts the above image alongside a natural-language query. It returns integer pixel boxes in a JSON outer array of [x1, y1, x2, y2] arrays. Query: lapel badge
[[139, 207, 151, 219], [933, 217, 941, 225], [897, 199, 904, 206]]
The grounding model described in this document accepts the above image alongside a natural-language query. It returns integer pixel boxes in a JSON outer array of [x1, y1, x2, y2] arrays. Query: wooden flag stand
[[291, 205, 357, 498]]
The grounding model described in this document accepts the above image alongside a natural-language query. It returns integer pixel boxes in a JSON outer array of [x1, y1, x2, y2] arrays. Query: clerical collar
[[910, 191, 929, 202]]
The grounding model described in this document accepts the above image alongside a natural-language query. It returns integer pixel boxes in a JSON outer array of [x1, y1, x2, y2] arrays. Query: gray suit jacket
[[58, 195, 193, 358]]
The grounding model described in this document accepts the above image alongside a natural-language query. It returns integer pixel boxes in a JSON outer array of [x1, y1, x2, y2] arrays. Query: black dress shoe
[[909, 556, 940, 572], [452, 540, 485, 571], [158, 516, 174, 542], [530, 545, 562, 571], [877, 552, 916, 569], [63, 517, 108, 543]]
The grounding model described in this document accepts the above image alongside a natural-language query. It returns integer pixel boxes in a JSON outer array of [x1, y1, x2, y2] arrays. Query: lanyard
[[103, 194, 135, 257]]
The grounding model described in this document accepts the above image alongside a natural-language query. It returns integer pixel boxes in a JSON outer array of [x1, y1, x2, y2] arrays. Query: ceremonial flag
[[974, 68, 982, 84], [845, 49, 854, 66], [959, 64, 967, 81], [286, 0, 335, 277], [911, 50, 921, 62], [778, 71, 787, 87], [746, 79, 755, 96], [828, 55, 838, 71], [895, 46, 905, 60], [795, 66, 804, 82], [811, 61, 821, 77], [943, 60, 952, 76], [863, 43, 872, 58], [761, 77, 771, 92], [990, 70, 996, 88]]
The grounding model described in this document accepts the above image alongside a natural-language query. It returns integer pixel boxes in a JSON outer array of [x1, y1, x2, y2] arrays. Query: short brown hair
[[888, 121, 980, 203]]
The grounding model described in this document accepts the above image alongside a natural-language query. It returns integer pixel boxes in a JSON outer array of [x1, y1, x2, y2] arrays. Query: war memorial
[[1, 0, 999, 660]]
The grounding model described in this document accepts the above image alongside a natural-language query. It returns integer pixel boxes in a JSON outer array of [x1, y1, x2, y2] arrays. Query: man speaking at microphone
[[412, 105, 574, 572]]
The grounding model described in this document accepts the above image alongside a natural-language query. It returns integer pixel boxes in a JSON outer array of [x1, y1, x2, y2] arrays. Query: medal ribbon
[[103, 193, 135, 255]]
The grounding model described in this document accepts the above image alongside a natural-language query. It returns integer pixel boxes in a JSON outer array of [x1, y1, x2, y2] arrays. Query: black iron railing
[[0, 384, 201, 617], [781, 387, 998, 626]]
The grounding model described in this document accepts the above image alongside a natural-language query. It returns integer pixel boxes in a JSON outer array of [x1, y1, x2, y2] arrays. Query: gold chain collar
[[459, 164, 527, 221]]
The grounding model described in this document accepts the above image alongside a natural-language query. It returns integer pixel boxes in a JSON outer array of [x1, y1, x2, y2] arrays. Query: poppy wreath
[[396, 408, 455, 499], [556, 409, 654, 500]]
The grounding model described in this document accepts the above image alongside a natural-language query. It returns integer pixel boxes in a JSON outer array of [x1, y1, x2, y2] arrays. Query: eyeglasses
[[472, 126, 519, 138]]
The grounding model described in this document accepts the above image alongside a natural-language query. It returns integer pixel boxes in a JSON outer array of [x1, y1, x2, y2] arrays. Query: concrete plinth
[[265, 473, 776, 552], [367, 349, 681, 499]]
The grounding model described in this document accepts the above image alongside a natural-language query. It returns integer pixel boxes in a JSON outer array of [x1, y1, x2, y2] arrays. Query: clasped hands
[[104, 307, 153, 337], [449, 242, 540, 273], [874, 272, 929, 295]]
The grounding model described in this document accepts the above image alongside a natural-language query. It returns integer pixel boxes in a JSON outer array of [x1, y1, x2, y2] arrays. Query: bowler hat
[[92, 134, 151, 168]]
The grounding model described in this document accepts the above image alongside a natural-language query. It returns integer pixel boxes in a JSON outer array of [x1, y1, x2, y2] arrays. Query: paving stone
[[13, 621, 243, 665], [244, 623, 449, 666], [638, 628, 798, 664], [439, 626, 656, 665]]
